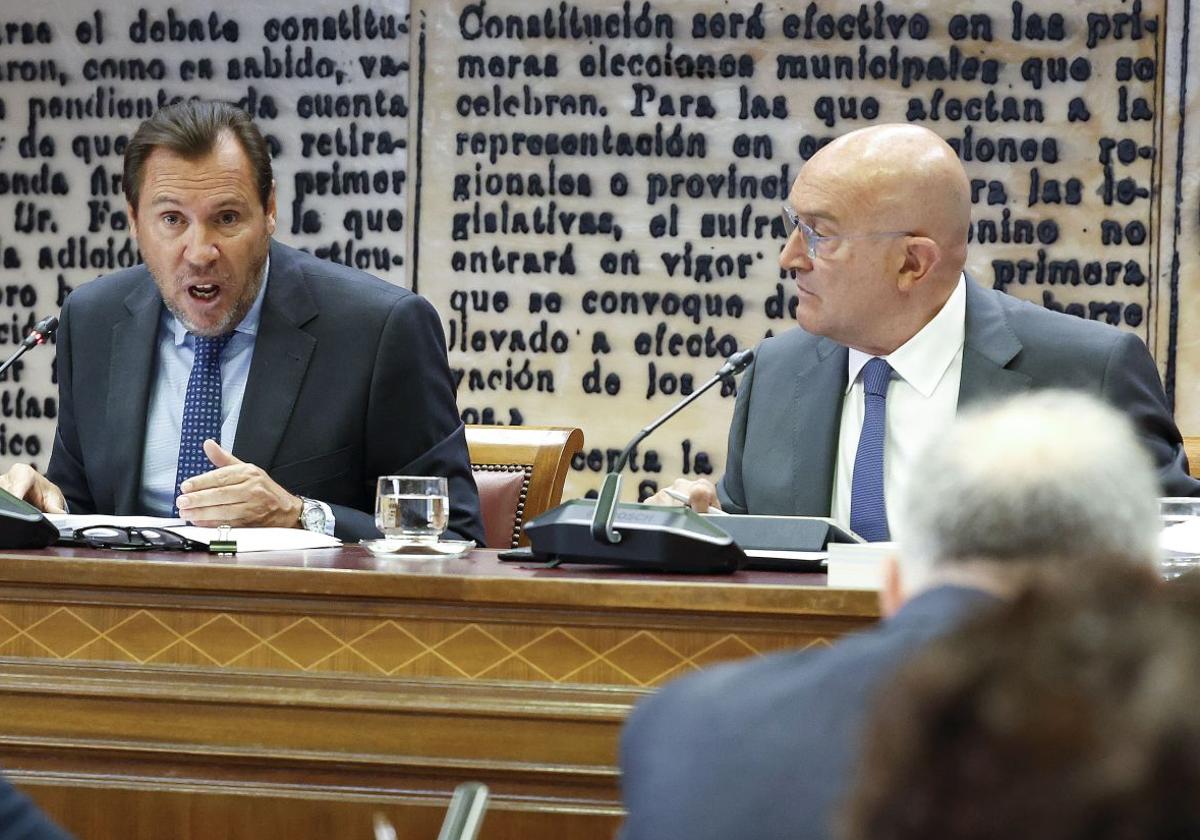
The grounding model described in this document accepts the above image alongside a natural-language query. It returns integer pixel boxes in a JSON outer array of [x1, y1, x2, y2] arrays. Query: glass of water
[[376, 476, 449, 543], [1158, 497, 1200, 579], [1160, 497, 1200, 527]]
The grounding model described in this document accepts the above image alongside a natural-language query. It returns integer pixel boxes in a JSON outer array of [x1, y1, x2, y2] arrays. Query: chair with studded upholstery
[[1185, 435, 1200, 480], [465, 425, 584, 549]]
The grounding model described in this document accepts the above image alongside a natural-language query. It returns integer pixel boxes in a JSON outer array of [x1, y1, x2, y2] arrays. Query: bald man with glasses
[[648, 123, 1197, 536]]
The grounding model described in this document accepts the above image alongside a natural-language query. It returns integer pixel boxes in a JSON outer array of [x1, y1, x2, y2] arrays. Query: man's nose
[[183, 225, 219, 264], [778, 230, 812, 272]]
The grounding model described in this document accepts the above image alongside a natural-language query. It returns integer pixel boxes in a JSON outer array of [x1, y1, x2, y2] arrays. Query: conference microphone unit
[[524, 349, 755, 573], [0, 313, 63, 549]]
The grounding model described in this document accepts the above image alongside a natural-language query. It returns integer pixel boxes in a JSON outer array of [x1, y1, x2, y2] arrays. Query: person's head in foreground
[[883, 389, 1162, 615], [843, 567, 1200, 840]]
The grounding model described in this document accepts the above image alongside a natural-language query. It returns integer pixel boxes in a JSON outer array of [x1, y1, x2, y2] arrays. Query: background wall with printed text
[[0, 0, 1195, 500]]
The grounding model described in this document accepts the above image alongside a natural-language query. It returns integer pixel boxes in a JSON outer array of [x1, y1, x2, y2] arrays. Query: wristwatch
[[298, 496, 327, 533]]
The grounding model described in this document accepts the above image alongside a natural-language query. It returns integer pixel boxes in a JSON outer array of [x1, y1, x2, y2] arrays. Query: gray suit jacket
[[717, 280, 1198, 513], [47, 241, 484, 543], [619, 585, 997, 840]]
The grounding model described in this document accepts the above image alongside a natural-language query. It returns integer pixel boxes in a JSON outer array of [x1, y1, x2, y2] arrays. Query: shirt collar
[[846, 273, 967, 397], [168, 257, 270, 347]]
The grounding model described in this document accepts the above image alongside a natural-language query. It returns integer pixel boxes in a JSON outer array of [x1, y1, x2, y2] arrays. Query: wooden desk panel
[[0, 547, 879, 839]]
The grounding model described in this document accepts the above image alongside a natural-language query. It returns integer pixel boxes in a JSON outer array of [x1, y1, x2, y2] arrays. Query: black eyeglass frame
[[70, 525, 203, 552]]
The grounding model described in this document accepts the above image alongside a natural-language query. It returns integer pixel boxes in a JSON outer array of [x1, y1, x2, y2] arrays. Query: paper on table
[[1160, 518, 1200, 555], [48, 513, 187, 531], [825, 541, 897, 590], [171, 526, 341, 553], [743, 549, 827, 561]]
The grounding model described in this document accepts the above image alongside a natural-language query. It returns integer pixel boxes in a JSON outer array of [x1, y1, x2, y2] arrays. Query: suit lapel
[[107, 280, 163, 514], [232, 242, 318, 470], [959, 278, 1032, 408], [792, 336, 847, 516]]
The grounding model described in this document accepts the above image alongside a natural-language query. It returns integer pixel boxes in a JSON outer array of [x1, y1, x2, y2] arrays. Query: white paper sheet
[[48, 514, 186, 530], [171, 527, 341, 553]]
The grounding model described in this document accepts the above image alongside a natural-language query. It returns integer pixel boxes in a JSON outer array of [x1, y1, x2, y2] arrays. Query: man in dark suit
[[619, 391, 1165, 840], [0, 100, 482, 543], [0, 774, 73, 839], [649, 124, 1196, 531]]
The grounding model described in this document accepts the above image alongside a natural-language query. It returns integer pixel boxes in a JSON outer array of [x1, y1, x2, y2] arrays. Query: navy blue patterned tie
[[849, 358, 893, 542], [172, 334, 232, 515]]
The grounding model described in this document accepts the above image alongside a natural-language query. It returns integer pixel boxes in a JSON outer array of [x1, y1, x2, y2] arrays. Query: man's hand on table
[[0, 464, 67, 513], [643, 478, 722, 513], [176, 439, 303, 528]]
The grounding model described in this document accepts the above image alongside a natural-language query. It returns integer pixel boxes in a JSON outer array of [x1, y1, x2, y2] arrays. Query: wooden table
[[0, 546, 879, 839]]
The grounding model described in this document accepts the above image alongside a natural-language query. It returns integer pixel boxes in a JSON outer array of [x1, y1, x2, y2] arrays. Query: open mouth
[[188, 284, 220, 301]]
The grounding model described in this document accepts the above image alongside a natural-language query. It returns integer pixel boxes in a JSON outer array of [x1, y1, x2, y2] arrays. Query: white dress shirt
[[830, 275, 967, 532]]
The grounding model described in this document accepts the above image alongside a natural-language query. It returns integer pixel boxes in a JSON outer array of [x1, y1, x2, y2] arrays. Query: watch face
[[302, 501, 326, 531]]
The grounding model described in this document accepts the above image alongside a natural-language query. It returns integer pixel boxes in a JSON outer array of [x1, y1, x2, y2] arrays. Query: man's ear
[[880, 553, 906, 617], [896, 237, 940, 293], [265, 181, 277, 236], [127, 204, 139, 242]]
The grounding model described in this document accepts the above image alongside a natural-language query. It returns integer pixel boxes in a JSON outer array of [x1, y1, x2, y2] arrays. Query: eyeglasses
[[71, 525, 201, 552], [780, 204, 910, 260]]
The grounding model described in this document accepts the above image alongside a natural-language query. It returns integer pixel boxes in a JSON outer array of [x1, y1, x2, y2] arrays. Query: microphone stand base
[[525, 499, 746, 574]]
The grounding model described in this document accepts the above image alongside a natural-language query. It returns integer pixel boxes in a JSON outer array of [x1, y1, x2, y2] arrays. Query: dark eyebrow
[[148, 195, 250, 210]]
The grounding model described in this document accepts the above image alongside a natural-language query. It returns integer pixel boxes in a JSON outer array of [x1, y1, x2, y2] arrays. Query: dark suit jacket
[[0, 775, 73, 840], [619, 585, 997, 840], [47, 241, 484, 543], [717, 280, 1198, 513]]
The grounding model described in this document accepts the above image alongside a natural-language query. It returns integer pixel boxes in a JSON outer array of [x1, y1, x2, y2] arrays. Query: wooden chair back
[[1184, 435, 1200, 479], [465, 426, 584, 548]]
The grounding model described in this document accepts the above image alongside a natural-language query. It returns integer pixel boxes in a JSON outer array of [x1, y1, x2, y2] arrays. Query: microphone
[[435, 782, 489, 840], [524, 348, 756, 572], [0, 314, 59, 379], [591, 348, 755, 544], [21, 316, 58, 349]]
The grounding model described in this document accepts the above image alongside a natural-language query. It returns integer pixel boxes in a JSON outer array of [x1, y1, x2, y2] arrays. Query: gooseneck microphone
[[590, 348, 755, 545], [0, 315, 59, 379]]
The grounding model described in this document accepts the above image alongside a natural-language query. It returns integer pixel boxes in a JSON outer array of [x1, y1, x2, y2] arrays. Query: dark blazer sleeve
[[351, 293, 483, 544], [0, 775, 75, 840], [1102, 331, 1199, 496], [45, 294, 96, 513]]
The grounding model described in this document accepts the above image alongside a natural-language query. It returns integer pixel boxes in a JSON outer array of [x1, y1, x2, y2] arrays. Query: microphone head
[[727, 348, 755, 373], [717, 348, 756, 377], [22, 315, 59, 349]]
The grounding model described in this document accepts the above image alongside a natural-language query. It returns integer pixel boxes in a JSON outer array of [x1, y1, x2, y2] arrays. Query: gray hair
[[893, 390, 1161, 586]]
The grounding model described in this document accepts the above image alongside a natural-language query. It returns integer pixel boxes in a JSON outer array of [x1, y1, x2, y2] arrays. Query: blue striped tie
[[172, 334, 232, 515], [849, 358, 893, 542]]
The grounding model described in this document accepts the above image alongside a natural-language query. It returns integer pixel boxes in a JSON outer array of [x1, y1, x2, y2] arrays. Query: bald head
[[807, 124, 971, 269], [781, 124, 974, 354]]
